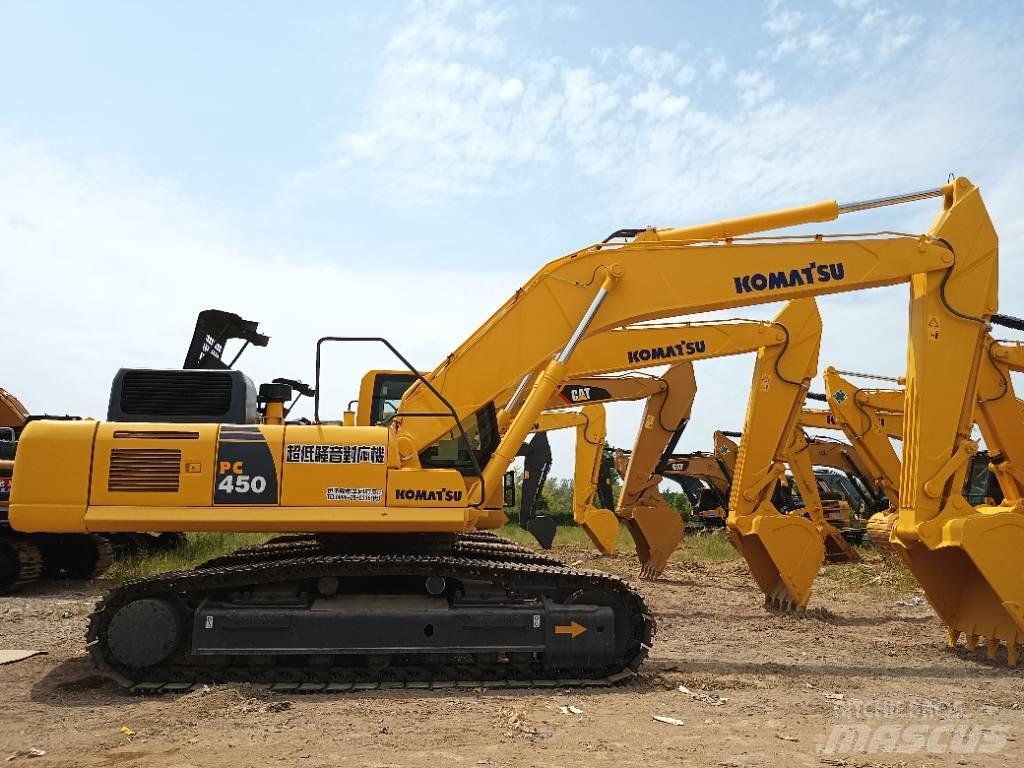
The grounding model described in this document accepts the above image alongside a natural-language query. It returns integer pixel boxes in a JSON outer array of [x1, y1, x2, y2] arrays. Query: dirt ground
[[1, 547, 1021, 768]]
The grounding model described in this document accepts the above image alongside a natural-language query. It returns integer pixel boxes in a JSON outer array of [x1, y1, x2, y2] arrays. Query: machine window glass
[[371, 373, 417, 425], [419, 403, 499, 477]]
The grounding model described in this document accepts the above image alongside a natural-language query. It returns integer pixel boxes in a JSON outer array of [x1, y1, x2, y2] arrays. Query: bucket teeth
[[946, 626, 961, 648], [638, 562, 659, 581], [948, 626, 1022, 667], [986, 639, 1000, 660], [764, 582, 800, 612]]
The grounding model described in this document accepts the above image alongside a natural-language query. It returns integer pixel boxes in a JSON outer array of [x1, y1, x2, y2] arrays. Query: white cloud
[[675, 64, 697, 87], [626, 45, 680, 80], [0, 139, 519, 422], [734, 69, 776, 107], [764, 9, 805, 35], [707, 55, 728, 81], [631, 84, 689, 120], [551, 4, 582, 20]]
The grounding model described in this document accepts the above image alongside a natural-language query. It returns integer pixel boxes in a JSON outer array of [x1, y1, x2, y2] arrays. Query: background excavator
[[351, 363, 696, 549], [10, 177, 1018, 690], [819, 354, 1016, 556], [1, 388, 116, 592], [0, 309, 277, 594], [514, 366, 695, 549]]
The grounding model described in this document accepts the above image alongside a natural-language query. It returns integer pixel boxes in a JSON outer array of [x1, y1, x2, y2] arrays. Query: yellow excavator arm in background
[[521, 367, 695, 549], [0, 388, 29, 431], [607, 298, 823, 579], [820, 368, 904, 504], [784, 430, 860, 563], [799, 407, 903, 439], [975, 336, 1024, 502], [592, 362, 698, 568]]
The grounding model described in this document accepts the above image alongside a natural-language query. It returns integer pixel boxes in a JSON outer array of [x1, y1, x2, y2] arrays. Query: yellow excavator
[[655, 440, 734, 527], [819, 346, 1021, 561], [11, 177, 1017, 688], [1, 389, 118, 592], [516, 363, 697, 551], [352, 362, 698, 549], [580, 297, 857, 573]]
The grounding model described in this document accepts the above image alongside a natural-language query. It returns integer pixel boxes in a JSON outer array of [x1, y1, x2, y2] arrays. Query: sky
[[3, 0, 1024, 478]]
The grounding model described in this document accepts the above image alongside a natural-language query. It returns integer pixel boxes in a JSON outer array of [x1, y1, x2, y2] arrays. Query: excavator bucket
[[623, 494, 685, 579], [576, 504, 620, 556], [894, 508, 1024, 665], [729, 510, 825, 609], [819, 521, 860, 563], [516, 432, 557, 549]]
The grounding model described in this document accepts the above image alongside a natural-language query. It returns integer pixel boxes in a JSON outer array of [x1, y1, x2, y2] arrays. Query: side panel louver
[[113, 430, 200, 440], [108, 448, 182, 493]]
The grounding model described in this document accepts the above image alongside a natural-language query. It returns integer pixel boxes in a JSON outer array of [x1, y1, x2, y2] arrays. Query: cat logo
[[558, 385, 611, 404]]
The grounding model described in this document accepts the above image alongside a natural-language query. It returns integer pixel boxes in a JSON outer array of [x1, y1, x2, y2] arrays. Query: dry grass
[[105, 526, 914, 598], [498, 523, 740, 561], [104, 532, 274, 582], [821, 550, 920, 595]]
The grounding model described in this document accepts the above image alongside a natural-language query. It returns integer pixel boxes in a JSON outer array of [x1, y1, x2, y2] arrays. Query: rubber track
[[87, 543, 654, 693], [89, 535, 116, 579], [0, 536, 44, 594]]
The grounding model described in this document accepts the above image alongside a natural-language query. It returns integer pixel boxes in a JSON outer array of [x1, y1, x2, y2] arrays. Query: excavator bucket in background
[[727, 299, 824, 609], [615, 362, 697, 577], [516, 431, 557, 548], [628, 494, 686, 579], [571, 404, 621, 555], [785, 430, 860, 563]]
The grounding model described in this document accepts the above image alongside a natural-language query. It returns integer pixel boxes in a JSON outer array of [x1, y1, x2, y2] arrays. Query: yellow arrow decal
[[554, 621, 587, 638]]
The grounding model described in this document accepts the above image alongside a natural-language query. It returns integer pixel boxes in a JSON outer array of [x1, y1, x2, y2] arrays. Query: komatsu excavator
[[496, 298, 823, 577], [609, 307, 868, 572], [11, 177, 1016, 688], [590, 300, 831, 576]]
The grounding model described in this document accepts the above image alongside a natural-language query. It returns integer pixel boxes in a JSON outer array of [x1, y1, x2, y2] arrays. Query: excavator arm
[[511, 368, 695, 549], [395, 190, 967, 465], [975, 336, 1024, 502], [784, 430, 860, 562], [526, 366, 697, 554], [609, 299, 820, 578], [821, 369, 904, 503], [605, 362, 698, 572], [797, 435, 889, 514]]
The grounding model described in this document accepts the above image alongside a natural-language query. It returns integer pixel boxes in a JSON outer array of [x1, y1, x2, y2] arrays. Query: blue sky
[[4, 0, 1023, 474]]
